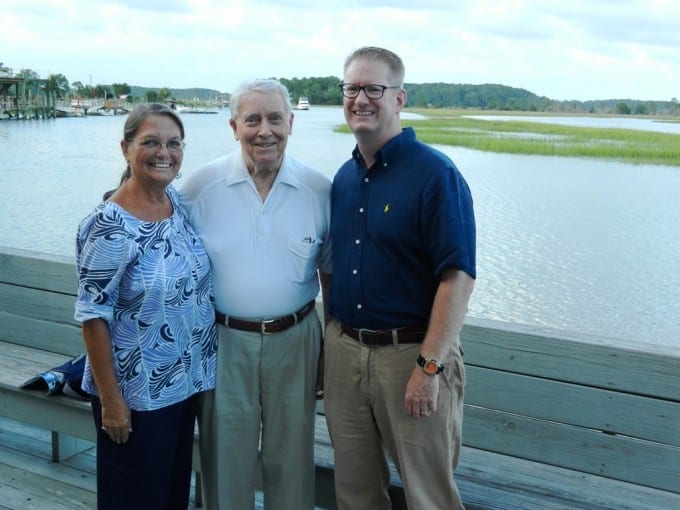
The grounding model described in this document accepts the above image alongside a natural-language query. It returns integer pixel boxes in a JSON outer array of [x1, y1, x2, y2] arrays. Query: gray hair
[[344, 46, 405, 86], [229, 79, 293, 120]]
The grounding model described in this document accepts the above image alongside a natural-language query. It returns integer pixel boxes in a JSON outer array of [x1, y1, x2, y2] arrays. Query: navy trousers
[[91, 394, 198, 510]]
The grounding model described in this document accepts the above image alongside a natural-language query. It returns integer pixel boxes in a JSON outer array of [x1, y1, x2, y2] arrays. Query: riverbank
[[336, 109, 680, 166]]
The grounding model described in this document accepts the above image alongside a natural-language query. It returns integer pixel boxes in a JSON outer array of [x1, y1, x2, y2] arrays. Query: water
[[465, 114, 680, 134], [1, 108, 679, 348]]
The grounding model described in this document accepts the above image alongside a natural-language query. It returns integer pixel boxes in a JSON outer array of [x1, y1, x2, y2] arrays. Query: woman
[[74, 103, 217, 510]]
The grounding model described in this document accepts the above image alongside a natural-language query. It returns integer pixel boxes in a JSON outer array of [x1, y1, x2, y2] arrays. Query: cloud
[[3, 0, 680, 100]]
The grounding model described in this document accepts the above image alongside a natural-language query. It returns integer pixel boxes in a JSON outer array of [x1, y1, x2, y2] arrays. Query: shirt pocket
[[288, 238, 321, 283]]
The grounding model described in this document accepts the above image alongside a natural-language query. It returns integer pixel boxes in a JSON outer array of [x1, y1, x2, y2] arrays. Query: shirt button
[[352, 269, 358, 275], [359, 207, 364, 213], [355, 239, 360, 244], [356, 304, 362, 309], [364, 177, 369, 183]]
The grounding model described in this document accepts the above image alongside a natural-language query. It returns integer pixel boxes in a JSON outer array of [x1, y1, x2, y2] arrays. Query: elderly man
[[180, 79, 331, 510]]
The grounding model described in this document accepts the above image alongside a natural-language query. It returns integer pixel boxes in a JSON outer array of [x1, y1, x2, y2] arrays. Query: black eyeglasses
[[132, 139, 185, 152], [338, 83, 401, 99]]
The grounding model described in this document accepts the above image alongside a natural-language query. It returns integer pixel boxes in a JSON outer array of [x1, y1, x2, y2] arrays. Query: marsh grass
[[336, 109, 680, 166]]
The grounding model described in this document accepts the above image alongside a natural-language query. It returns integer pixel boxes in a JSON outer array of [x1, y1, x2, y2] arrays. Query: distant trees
[[91, 84, 110, 98], [112, 83, 131, 98], [278, 77, 556, 111], [279, 76, 344, 105], [614, 102, 631, 115], [43, 73, 69, 105], [145, 90, 159, 102], [3, 64, 679, 115], [158, 87, 172, 101], [403, 82, 550, 110], [17, 69, 40, 98]]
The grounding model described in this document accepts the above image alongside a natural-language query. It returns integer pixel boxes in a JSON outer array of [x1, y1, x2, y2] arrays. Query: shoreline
[[333, 108, 680, 166]]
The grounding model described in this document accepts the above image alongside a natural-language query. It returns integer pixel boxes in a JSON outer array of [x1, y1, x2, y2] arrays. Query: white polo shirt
[[180, 150, 331, 319]]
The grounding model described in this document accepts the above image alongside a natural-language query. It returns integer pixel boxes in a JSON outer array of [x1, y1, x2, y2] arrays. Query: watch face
[[424, 360, 439, 375]]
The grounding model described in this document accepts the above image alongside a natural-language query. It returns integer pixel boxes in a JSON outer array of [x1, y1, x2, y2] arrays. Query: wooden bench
[[2, 246, 679, 509], [0, 246, 94, 461], [0, 246, 205, 505], [313, 317, 680, 509]]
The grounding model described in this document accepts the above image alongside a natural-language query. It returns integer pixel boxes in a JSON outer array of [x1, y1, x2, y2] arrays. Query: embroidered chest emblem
[[384, 203, 390, 213]]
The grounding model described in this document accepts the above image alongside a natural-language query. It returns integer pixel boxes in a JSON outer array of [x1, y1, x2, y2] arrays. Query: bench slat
[[466, 365, 680, 446], [463, 318, 680, 400], [0, 387, 95, 441], [313, 415, 680, 510], [0, 283, 78, 325], [0, 341, 74, 390], [463, 405, 679, 493], [0, 313, 83, 356], [0, 246, 75, 294]]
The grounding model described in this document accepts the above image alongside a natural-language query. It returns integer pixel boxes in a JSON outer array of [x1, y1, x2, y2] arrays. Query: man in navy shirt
[[325, 46, 476, 510]]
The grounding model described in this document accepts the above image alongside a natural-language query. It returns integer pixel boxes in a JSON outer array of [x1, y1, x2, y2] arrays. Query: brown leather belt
[[215, 300, 316, 335], [340, 323, 425, 346]]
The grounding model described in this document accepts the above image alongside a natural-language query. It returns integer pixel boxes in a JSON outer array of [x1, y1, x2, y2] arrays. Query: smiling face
[[229, 90, 293, 175], [343, 56, 406, 149], [121, 114, 183, 187]]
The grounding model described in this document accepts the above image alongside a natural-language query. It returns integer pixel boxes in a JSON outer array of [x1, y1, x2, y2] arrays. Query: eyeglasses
[[132, 139, 185, 152], [338, 83, 401, 99]]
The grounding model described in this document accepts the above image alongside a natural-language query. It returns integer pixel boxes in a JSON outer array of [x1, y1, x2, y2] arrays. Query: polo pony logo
[[384, 203, 390, 213]]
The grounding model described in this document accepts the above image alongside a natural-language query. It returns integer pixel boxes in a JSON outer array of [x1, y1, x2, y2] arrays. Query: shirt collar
[[351, 127, 416, 171], [224, 151, 299, 189]]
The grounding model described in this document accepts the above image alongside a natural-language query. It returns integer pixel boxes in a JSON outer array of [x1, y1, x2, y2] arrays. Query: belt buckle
[[356, 328, 377, 346], [261, 319, 276, 335]]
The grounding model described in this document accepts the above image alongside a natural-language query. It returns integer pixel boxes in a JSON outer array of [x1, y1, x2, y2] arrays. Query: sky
[[3, 0, 680, 102]]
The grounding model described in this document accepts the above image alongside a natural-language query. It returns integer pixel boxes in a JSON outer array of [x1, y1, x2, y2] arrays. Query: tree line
[[4, 64, 678, 115], [280, 77, 679, 115]]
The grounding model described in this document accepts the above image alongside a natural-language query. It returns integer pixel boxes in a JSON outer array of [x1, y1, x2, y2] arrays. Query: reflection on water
[[1, 108, 678, 347]]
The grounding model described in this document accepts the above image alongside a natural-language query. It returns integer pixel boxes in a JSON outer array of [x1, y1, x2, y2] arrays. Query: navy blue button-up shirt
[[329, 127, 476, 330]]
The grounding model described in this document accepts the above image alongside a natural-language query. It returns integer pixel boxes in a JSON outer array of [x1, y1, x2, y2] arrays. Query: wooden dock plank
[[0, 449, 95, 510], [0, 416, 330, 510]]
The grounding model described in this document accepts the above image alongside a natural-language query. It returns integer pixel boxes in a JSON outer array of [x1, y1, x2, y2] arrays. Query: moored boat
[[175, 104, 219, 114], [296, 97, 310, 110]]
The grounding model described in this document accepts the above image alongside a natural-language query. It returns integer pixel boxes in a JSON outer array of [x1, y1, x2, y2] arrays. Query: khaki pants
[[198, 312, 322, 510], [324, 319, 465, 510]]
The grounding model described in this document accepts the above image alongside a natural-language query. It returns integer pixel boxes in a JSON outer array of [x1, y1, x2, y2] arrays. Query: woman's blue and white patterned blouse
[[75, 186, 217, 411]]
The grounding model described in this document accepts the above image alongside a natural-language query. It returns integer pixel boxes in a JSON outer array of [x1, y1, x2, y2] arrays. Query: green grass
[[336, 109, 680, 166]]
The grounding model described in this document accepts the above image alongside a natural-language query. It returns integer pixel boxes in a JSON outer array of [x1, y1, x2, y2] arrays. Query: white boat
[[175, 104, 219, 114], [55, 107, 85, 118], [296, 97, 310, 110], [86, 107, 115, 116]]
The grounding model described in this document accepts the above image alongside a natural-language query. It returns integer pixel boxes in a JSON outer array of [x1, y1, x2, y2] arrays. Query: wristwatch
[[417, 354, 445, 376]]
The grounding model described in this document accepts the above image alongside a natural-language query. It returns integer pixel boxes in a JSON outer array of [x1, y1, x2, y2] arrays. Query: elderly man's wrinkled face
[[230, 91, 293, 174]]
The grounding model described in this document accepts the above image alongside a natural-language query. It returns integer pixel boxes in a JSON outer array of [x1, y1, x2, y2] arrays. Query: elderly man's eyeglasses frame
[[338, 83, 401, 99], [132, 139, 186, 152]]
